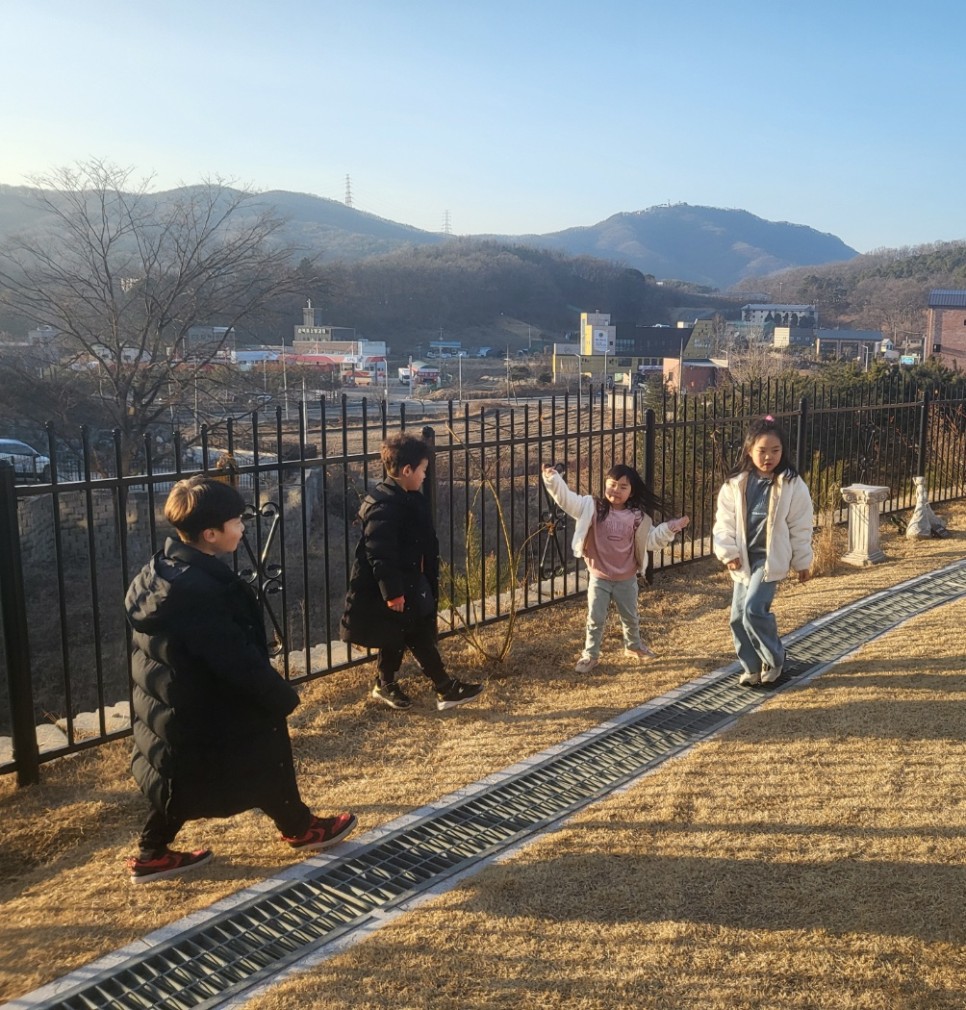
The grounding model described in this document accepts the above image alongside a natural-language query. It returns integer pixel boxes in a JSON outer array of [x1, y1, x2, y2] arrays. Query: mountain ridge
[[498, 204, 857, 288], [0, 184, 857, 290]]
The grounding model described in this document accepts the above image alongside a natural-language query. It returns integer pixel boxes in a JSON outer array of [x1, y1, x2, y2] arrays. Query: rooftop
[[928, 289, 966, 308]]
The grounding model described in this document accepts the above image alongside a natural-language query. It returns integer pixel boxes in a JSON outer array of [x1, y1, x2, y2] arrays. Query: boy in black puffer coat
[[124, 476, 355, 884], [340, 433, 483, 712]]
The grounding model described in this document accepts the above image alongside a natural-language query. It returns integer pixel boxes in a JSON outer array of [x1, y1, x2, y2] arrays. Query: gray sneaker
[[738, 669, 761, 686], [759, 665, 783, 684], [574, 657, 600, 674]]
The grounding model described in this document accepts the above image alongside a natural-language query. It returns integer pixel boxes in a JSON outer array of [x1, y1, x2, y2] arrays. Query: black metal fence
[[2, 379, 965, 785]]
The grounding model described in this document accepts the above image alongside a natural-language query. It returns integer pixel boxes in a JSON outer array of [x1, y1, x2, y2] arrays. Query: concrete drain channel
[[17, 560, 966, 1010]]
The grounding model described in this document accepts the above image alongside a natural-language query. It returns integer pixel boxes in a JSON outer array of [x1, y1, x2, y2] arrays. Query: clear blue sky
[[1, 0, 962, 254]]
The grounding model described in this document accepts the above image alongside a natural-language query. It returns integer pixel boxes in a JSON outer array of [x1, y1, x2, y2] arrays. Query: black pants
[[138, 793, 313, 860], [376, 614, 450, 690]]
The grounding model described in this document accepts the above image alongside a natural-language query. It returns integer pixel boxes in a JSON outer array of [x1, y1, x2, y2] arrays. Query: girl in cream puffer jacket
[[713, 417, 814, 686]]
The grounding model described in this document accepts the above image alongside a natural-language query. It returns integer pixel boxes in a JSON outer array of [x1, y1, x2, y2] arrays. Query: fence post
[[917, 388, 931, 478], [0, 461, 39, 786], [422, 425, 437, 522], [796, 396, 809, 475], [643, 408, 656, 585]]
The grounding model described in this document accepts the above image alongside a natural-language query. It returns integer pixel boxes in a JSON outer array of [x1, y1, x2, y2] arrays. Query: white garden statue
[[906, 476, 948, 539]]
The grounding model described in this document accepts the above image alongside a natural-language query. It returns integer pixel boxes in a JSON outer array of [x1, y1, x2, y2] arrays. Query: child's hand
[[797, 569, 812, 584], [386, 595, 405, 612], [667, 515, 690, 533], [542, 464, 558, 478], [726, 558, 742, 571]]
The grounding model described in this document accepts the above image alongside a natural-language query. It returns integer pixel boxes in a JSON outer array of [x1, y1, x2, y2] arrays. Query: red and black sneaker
[[282, 812, 357, 851], [126, 847, 213, 885]]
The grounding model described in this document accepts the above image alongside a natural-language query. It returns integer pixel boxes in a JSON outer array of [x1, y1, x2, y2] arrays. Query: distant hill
[[501, 204, 859, 290], [732, 239, 966, 333], [0, 186, 856, 290], [0, 183, 446, 263]]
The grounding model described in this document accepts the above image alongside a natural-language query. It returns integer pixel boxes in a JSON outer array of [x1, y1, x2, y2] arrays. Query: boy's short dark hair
[[165, 475, 246, 542], [381, 433, 430, 476]]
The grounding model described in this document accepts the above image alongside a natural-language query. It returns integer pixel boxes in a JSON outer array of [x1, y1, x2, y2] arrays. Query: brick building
[[926, 290, 966, 369]]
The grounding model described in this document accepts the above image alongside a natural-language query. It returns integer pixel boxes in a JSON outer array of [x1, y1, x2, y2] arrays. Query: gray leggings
[[583, 574, 642, 659]]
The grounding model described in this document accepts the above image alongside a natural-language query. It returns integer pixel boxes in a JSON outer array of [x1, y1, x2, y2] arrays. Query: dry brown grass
[[3, 504, 966, 1007]]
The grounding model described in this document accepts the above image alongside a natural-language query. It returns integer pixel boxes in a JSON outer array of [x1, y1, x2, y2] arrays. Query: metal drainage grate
[[27, 561, 966, 1010], [784, 563, 966, 673]]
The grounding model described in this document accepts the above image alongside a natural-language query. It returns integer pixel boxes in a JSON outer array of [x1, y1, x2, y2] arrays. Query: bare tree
[[706, 312, 730, 357], [0, 160, 303, 469], [851, 277, 926, 347], [725, 326, 791, 385]]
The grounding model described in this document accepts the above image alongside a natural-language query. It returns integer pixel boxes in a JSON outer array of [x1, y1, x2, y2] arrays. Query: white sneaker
[[624, 645, 656, 661], [738, 669, 761, 686], [759, 665, 783, 684], [574, 657, 600, 674]]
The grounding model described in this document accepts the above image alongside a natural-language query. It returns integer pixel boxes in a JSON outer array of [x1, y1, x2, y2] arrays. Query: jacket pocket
[[404, 573, 436, 618]]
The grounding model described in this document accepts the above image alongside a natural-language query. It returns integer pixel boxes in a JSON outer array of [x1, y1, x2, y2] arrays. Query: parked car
[[0, 438, 51, 483]]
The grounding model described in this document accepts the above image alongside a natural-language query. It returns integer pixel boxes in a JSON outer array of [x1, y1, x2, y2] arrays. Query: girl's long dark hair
[[594, 464, 665, 522], [729, 418, 799, 479]]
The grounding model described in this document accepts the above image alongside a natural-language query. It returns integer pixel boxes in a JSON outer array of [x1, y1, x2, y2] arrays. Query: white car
[[0, 438, 51, 483]]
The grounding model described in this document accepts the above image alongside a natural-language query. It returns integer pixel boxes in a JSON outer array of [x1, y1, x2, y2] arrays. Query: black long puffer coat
[[125, 538, 302, 821], [339, 478, 440, 650]]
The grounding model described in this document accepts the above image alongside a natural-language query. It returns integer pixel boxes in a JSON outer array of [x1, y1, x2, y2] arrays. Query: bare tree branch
[[0, 160, 303, 470]]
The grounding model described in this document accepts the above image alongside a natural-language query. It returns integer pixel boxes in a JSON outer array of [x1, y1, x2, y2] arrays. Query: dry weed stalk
[[811, 481, 843, 577], [438, 429, 544, 663]]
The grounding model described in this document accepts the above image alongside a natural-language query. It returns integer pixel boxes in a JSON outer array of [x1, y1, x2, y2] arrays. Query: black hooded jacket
[[125, 537, 301, 820], [339, 477, 440, 650]]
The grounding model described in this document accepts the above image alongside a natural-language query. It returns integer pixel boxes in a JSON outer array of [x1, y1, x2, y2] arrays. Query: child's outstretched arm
[[541, 464, 588, 519], [646, 514, 689, 550]]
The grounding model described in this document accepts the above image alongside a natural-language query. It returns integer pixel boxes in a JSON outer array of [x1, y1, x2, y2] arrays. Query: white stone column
[[840, 484, 890, 566]]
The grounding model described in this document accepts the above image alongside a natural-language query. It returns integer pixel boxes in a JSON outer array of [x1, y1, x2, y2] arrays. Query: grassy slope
[[2, 505, 965, 1006]]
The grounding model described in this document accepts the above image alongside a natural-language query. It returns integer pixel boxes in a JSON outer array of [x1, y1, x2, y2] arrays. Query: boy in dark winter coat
[[340, 433, 483, 712], [124, 476, 355, 884]]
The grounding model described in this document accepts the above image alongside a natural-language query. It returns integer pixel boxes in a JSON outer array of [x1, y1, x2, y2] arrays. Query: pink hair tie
[[764, 414, 774, 421]]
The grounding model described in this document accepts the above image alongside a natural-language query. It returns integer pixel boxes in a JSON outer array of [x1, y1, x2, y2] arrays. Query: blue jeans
[[729, 560, 784, 674], [583, 574, 642, 660]]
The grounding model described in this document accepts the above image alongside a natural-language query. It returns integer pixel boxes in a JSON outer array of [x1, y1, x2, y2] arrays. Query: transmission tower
[[344, 174, 353, 208], [442, 209, 452, 234]]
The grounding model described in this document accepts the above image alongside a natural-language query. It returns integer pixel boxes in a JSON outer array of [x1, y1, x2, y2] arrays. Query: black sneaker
[[436, 678, 484, 711], [126, 847, 213, 885], [371, 679, 413, 710]]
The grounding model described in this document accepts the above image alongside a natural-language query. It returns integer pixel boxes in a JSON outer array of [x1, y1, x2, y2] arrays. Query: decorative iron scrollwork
[[239, 501, 285, 656]]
